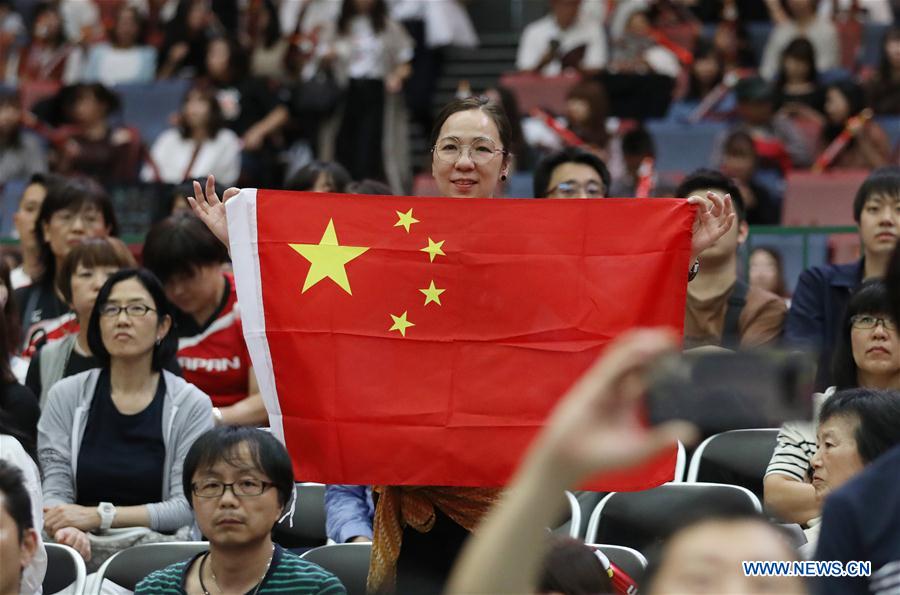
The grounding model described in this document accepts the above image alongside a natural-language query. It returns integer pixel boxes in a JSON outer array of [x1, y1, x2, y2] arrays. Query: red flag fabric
[[227, 191, 694, 490]]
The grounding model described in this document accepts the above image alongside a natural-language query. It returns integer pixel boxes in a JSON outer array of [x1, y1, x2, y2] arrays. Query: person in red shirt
[[142, 212, 266, 426]]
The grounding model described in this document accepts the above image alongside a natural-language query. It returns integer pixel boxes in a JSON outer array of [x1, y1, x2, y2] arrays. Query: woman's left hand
[[44, 504, 100, 534], [688, 191, 735, 258]]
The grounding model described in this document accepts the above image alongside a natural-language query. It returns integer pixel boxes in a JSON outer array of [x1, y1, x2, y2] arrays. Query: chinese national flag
[[227, 190, 694, 491]]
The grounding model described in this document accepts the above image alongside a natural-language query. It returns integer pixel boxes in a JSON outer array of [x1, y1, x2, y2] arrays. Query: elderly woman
[[802, 387, 900, 556], [766, 280, 900, 525], [188, 95, 734, 592], [37, 268, 212, 569]]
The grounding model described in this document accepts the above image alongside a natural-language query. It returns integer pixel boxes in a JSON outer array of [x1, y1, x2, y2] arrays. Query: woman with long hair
[[141, 84, 241, 186], [819, 79, 890, 170], [82, 4, 156, 85]]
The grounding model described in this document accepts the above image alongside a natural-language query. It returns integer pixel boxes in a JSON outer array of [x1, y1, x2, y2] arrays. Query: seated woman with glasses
[[765, 280, 900, 527], [37, 268, 213, 569], [136, 426, 346, 594], [532, 147, 611, 199]]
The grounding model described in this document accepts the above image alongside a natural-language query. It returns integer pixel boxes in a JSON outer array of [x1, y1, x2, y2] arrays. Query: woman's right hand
[[188, 175, 240, 248], [54, 527, 91, 561]]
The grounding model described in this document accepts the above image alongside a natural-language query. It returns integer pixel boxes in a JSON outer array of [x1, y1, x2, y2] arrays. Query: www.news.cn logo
[[742, 560, 872, 577]]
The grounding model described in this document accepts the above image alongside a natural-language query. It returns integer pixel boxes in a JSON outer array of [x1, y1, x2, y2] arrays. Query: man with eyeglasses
[[533, 146, 611, 199], [136, 426, 346, 594], [678, 169, 786, 349]]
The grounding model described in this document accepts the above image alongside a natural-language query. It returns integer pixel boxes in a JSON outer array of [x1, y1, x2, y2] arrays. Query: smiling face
[[431, 109, 509, 199], [191, 442, 284, 548], [811, 415, 864, 498], [99, 277, 170, 362]]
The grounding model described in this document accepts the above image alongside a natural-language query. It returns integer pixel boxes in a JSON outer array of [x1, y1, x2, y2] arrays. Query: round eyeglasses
[[432, 139, 506, 165]]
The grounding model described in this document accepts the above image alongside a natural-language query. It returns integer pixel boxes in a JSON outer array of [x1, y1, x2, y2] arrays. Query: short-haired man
[[0, 460, 40, 595], [136, 427, 346, 595], [786, 166, 900, 388], [533, 146, 611, 199], [677, 169, 786, 348]]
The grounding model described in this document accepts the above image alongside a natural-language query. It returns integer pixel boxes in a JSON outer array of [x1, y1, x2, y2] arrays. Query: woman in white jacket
[[37, 268, 213, 570], [141, 85, 242, 186]]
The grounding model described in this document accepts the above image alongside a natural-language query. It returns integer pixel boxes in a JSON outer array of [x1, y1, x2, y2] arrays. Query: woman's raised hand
[[688, 191, 736, 258], [187, 174, 240, 248]]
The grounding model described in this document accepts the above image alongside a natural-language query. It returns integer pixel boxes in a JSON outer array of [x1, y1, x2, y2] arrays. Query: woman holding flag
[[188, 96, 734, 593]]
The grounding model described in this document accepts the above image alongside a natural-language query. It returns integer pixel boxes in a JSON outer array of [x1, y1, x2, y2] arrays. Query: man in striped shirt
[[136, 427, 346, 595]]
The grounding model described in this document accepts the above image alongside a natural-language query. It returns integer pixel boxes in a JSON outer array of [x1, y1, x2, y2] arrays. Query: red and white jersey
[[176, 273, 252, 408]]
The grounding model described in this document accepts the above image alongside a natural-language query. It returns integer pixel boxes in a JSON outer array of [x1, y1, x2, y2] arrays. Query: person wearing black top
[[15, 178, 117, 356]]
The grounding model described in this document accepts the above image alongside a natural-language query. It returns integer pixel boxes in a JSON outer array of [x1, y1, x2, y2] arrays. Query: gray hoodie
[[37, 368, 213, 532]]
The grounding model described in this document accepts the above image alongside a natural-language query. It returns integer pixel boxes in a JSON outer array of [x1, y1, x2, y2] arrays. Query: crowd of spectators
[[2, 0, 900, 594]]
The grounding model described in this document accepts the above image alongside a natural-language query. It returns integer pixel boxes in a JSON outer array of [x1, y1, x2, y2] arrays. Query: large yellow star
[[419, 280, 445, 306], [394, 208, 419, 233], [389, 311, 415, 337], [421, 238, 446, 262], [289, 219, 369, 295]]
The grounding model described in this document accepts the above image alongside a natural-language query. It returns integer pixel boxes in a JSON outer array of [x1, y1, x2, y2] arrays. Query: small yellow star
[[394, 208, 420, 233], [389, 311, 415, 337], [421, 238, 446, 262], [419, 280, 445, 306]]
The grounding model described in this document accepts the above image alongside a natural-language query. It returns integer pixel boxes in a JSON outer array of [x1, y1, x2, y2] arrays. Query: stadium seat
[[272, 482, 328, 550], [645, 121, 727, 175], [781, 170, 869, 226], [498, 71, 580, 115], [300, 542, 372, 595], [43, 543, 86, 595], [590, 543, 648, 586], [560, 490, 605, 540], [115, 79, 190, 145], [93, 541, 209, 593], [686, 429, 780, 502], [584, 483, 762, 551], [875, 116, 900, 152], [859, 23, 890, 68]]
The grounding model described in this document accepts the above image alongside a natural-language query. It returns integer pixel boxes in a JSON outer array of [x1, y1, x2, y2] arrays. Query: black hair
[[621, 126, 655, 158], [34, 177, 118, 287], [533, 147, 611, 198], [878, 27, 900, 84], [852, 166, 900, 223], [347, 179, 393, 195], [257, 0, 282, 48], [182, 426, 295, 514], [110, 4, 148, 47], [538, 535, 612, 595], [687, 38, 724, 101], [177, 83, 225, 139], [776, 37, 819, 89], [0, 460, 34, 541], [430, 97, 513, 161], [642, 507, 797, 591], [0, 259, 21, 357], [889, 243, 900, 326], [142, 212, 228, 284], [831, 280, 896, 390], [285, 161, 352, 193], [338, 0, 387, 34], [206, 35, 248, 83], [818, 387, 900, 463], [61, 83, 122, 122], [675, 168, 746, 222], [824, 79, 867, 143], [0, 90, 22, 147], [86, 268, 178, 371]]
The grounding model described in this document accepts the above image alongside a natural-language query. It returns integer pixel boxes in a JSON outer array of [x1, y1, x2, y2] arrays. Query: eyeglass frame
[[431, 137, 508, 165], [546, 180, 606, 198], [850, 314, 897, 331], [191, 480, 276, 498], [98, 304, 157, 318]]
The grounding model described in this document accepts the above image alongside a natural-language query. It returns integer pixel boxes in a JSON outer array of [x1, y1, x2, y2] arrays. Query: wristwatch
[[97, 502, 116, 532], [688, 258, 701, 282]]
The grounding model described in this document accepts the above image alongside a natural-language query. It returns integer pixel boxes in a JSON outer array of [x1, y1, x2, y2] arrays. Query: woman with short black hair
[[15, 177, 116, 355], [38, 268, 212, 569]]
